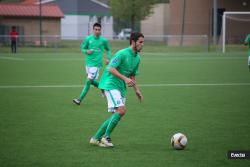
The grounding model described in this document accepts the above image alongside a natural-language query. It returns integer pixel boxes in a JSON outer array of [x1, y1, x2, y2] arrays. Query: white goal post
[[222, 11, 250, 53]]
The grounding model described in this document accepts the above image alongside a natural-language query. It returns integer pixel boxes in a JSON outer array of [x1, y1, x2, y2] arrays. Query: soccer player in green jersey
[[73, 23, 111, 105], [89, 32, 144, 147], [244, 33, 250, 70]]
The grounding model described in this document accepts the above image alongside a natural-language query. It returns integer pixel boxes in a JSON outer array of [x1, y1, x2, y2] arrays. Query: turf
[[0, 46, 250, 167]]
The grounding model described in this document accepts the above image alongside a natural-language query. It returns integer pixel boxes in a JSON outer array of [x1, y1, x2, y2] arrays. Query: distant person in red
[[9, 26, 18, 53]]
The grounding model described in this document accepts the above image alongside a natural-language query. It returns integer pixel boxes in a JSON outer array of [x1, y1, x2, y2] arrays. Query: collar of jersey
[[92, 35, 100, 39], [128, 47, 138, 57]]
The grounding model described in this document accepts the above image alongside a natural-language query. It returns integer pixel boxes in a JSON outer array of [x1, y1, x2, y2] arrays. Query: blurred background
[[0, 0, 250, 53]]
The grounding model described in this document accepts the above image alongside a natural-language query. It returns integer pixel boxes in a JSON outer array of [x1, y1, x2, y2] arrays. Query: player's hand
[[135, 90, 143, 102], [87, 50, 93, 54], [105, 59, 109, 65], [125, 78, 135, 87]]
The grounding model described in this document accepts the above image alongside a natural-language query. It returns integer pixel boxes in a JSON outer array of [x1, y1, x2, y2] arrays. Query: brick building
[[0, 1, 63, 45], [141, 0, 250, 45]]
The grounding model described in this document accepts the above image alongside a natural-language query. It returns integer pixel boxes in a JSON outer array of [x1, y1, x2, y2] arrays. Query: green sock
[[79, 79, 91, 101], [104, 112, 121, 138], [91, 80, 99, 87], [93, 118, 111, 140]]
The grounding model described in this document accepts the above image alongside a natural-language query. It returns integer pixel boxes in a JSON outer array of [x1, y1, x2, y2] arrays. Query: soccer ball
[[171, 133, 187, 150]]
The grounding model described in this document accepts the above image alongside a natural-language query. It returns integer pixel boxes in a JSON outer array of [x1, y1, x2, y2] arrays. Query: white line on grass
[[0, 56, 24, 61], [25, 58, 83, 61], [0, 83, 250, 89]]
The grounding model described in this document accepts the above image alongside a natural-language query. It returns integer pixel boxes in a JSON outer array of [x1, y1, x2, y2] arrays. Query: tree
[[109, 0, 156, 31]]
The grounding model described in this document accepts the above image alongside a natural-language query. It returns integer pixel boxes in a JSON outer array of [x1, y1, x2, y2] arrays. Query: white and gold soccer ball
[[171, 133, 187, 150]]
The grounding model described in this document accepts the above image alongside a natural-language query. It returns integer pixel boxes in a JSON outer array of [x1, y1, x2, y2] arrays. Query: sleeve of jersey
[[104, 39, 111, 60], [109, 53, 122, 68], [81, 37, 89, 54]]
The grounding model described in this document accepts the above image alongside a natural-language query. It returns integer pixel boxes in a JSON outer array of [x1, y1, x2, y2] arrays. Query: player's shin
[[93, 118, 111, 140], [79, 79, 91, 101], [104, 112, 121, 138]]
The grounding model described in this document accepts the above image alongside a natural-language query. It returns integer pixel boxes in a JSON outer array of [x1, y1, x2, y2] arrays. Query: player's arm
[[109, 67, 135, 86], [109, 53, 134, 86], [130, 76, 143, 102], [130, 60, 143, 102], [81, 37, 92, 55]]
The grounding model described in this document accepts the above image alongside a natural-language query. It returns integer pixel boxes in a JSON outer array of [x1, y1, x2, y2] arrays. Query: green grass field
[[0, 45, 250, 166]]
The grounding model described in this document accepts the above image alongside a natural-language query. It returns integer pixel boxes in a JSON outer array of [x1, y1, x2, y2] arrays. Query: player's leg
[[90, 90, 114, 147], [11, 41, 14, 53], [89, 68, 105, 97], [73, 79, 91, 105], [92, 117, 111, 141], [78, 79, 92, 100], [101, 90, 125, 147], [14, 41, 17, 53], [90, 79, 105, 97], [73, 67, 99, 105], [101, 107, 125, 147], [78, 67, 99, 101], [91, 80, 99, 87], [90, 68, 100, 87], [91, 90, 118, 141], [91, 90, 125, 147]]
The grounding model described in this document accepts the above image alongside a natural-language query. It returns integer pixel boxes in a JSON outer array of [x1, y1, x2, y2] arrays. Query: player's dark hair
[[93, 23, 102, 29], [130, 32, 144, 44]]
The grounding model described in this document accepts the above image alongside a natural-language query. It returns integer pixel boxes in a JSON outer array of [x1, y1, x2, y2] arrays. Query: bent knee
[[86, 79, 94, 84], [116, 107, 126, 116]]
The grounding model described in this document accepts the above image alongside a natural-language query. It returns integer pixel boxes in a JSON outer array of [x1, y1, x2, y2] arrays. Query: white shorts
[[86, 67, 99, 80], [248, 56, 250, 65], [104, 89, 126, 112]]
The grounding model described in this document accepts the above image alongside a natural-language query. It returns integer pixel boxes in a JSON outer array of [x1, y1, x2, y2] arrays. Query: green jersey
[[81, 35, 111, 67], [244, 34, 250, 55], [98, 47, 141, 97]]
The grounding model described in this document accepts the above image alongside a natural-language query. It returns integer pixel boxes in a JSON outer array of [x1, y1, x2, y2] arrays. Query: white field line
[[0, 56, 24, 61], [24, 58, 83, 61], [0, 83, 250, 89]]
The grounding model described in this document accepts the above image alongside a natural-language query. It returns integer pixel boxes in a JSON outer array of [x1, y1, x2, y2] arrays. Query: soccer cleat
[[73, 99, 81, 105], [101, 137, 114, 147], [89, 138, 106, 147]]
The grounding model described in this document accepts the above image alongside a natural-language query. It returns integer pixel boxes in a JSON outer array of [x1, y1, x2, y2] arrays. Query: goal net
[[220, 11, 250, 53]]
